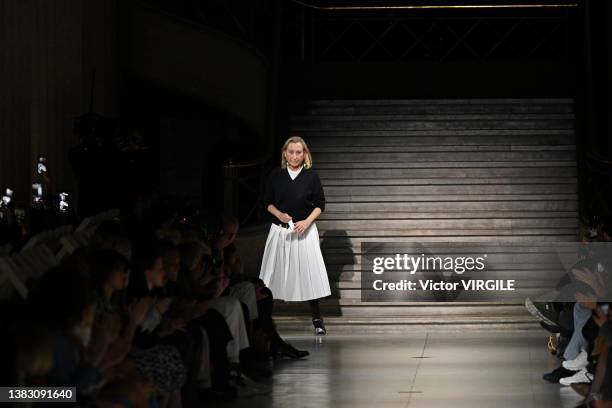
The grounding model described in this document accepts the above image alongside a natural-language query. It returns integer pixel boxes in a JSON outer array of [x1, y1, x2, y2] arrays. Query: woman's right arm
[[267, 204, 292, 223], [264, 170, 291, 223]]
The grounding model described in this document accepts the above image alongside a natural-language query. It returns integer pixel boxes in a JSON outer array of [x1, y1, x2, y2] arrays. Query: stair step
[[273, 315, 540, 333], [316, 218, 577, 230], [301, 98, 574, 106], [301, 105, 574, 115], [320, 210, 577, 219], [325, 194, 577, 202], [309, 135, 575, 147], [317, 168, 576, 179], [315, 151, 575, 163], [293, 120, 575, 131], [325, 184, 576, 196], [292, 113, 574, 121], [315, 227, 577, 236], [311, 145, 576, 153], [301, 129, 575, 137], [318, 237, 578, 255], [322, 177, 576, 186], [273, 298, 531, 313], [323, 201, 577, 212]]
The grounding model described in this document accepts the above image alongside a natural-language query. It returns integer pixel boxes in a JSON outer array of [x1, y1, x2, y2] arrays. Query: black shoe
[[540, 321, 561, 334], [525, 298, 559, 327], [542, 366, 577, 383], [313, 318, 326, 336], [274, 342, 309, 359], [240, 359, 273, 381]]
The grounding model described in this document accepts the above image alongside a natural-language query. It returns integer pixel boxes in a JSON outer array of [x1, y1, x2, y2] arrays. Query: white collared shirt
[[287, 165, 303, 180]]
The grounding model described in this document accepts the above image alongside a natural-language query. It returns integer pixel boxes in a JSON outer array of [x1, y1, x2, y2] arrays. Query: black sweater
[[264, 167, 326, 223]]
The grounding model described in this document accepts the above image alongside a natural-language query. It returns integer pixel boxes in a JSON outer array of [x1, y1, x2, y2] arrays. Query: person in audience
[[224, 242, 309, 359], [26, 265, 106, 399], [176, 239, 271, 397], [91, 220, 132, 259], [126, 243, 189, 408], [177, 241, 249, 368], [589, 324, 612, 407], [538, 221, 612, 391], [157, 239, 239, 401], [5, 192, 327, 406], [88, 249, 159, 407]]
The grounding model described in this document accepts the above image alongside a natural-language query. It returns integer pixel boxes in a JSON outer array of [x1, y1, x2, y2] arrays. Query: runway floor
[[211, 330, 585, 408]]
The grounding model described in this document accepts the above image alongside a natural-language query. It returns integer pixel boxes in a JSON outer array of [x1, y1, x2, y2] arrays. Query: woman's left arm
[[294, 172, 325, 235], [294, 208, 321, 235]]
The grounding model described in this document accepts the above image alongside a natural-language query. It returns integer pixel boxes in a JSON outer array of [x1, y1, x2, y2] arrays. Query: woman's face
[[284, 142, 305, 169], [147, 257, 166, 288], [108, 266, 130, 291], [191, 253, 205, 282], [163, 252, 181, 282], [114, 238, 132, 260]]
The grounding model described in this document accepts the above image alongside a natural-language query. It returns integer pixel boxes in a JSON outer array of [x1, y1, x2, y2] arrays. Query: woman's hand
[[293, 219, 312, 235], [128, 297, 154, 326], [102, 314, 122, 345], [256, 286, 269, 301], [154, 298, 172, 315], [573, 267, 607, 298], [194, 301, 210, 317], [277, 212, 292, 223], [575, 292, 598, 310], [216, 275, 230, 296], [157, 318, 186, 337], [594, 306, 608, 327]]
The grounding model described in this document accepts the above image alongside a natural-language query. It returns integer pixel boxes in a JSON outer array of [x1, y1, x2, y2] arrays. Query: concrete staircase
[[244, 99, 579, 332]]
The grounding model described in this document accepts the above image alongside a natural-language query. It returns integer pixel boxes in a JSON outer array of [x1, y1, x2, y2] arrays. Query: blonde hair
[[281, 136, 312, 169]]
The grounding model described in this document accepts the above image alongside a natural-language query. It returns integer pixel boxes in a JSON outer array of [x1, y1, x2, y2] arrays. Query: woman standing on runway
[[259, 136, 331, 335]]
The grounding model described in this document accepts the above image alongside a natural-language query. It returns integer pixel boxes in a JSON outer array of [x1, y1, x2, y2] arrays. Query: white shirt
[[287, 165, 303, 180]]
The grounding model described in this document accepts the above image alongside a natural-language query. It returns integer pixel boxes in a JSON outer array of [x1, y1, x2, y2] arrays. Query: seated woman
[[124, 244, 191, 408], [223, 243, 309, 359], [177, 240, 249, 367], [25, 265, 107, 400]]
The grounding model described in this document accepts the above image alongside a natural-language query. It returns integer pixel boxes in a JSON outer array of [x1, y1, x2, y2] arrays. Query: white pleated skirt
[[259, 222, 331, 302]]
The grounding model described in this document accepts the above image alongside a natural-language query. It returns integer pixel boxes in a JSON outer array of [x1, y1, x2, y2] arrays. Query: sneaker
[[559, 369, 593, 386], [525, 298, 558, 327], [562, 350, 588, 371], [313, 318, 326, 336], [542, 366, 577, 383]]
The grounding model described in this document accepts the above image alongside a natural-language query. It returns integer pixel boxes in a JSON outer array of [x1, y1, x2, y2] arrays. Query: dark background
[[1, 0, 611, 225]]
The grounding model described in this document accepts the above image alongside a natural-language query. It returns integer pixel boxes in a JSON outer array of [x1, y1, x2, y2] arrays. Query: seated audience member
[[126, 243, 190, 407]]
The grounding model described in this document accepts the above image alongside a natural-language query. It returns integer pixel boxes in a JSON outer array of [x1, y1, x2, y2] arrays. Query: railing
[[283, 0, 578, 64]]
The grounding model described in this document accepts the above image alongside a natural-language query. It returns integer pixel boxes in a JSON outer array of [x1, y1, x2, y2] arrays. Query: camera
[[1, 187, 13, 208], [32, 183, 43, 205], [59, 192, 70, 213], [37, 155, 47, 175]]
